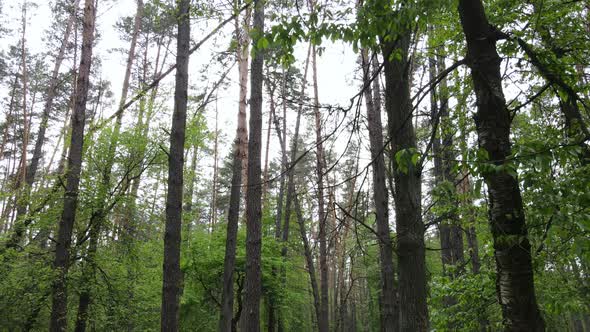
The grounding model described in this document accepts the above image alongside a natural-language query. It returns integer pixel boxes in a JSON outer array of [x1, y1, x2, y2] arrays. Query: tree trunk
[[382, 30, 429, 331], [236, 2, 251, 195], [50, 0, 96, 330], [26, 0, 78, 187], [294, 192, 322, 331], [275, 44, 312, 332], [73, 2, 143, 331], [361, 49, 398, 332], [242, 0, 264, 330], [311, 43, 330, 332], [160, 0, 190, 330], [219, 6, 251, 332], [18, 3, 30, 189], [428, 42, 465, 287], [211, 106, 219, 231], [458, 0, 545, 330], [262, 105, 272, 206], [266, 72, 288, 332]]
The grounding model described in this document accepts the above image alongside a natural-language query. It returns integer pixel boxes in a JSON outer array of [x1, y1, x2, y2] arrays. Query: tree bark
[[294, 192, 322, 331], [26, 0, 79, 186], [211, 106, 219, 231], [382, 30, 429, 331], [458, 0, 545, 330], [242, 0, 264, 330], [49, 0, 96, 330], [219, 5, 251, 332], [4, 0, 80, 252], [73, 2, 143, 331], [266, 73, 287, 332], [311, 43, 330, 332], [18, 3, 30, 188], [160, 0, 190, 330], [361, 49, 398, 332]]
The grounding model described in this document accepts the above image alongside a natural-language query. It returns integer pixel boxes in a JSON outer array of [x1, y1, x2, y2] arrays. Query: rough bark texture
[[237, 4, 251, 193], [361, 50, 398, 332], [50, 0, 96, 330], [242, 0, 264, 330], [458, 0, 545, 330], [74, 2, 143, 331], [160, 0, 190, 330], [219, 6, 251, 332], [382, 32, 429, 331]]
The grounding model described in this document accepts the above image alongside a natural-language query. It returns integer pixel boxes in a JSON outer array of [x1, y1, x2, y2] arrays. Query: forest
[[0, 0, 588, 331]]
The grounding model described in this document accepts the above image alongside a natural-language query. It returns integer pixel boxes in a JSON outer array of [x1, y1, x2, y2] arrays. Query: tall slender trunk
[[122, 35, 152, 329], [262, 106, 272, 206], [237, 3, 251, 194], [26, 0, 78, 187], [437, 53, 465, 276], [184, 144, 198, 246], [294, 192, 322, 331], [266, 74, 287, 332], [382, 29, 429, 331], [128, 35, 167, 220], [0, 75, 18, 233], [458, 0, 545, 330], [160, 0, 190, 330], [428, 43, 464, 320], [336, 148, 359, 332], [276, 44, 312, 332], [18, 3, 29, 187], [242, 0, 264, 329], [312, 43, 330, 332], [74, 2, 143, 331], [211, 106, 219, 231], [219, 5, 251, 331], [49, 0, 96, 330], [361, 49, 398, 332]]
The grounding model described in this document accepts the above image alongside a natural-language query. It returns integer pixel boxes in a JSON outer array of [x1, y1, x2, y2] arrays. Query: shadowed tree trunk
[[294, 192, 322, 331], [361, 49, 398, 332], [242, 0, 264, 330], [266, 71, 288, 332], [160, 0, 190, 330], [458, 0, 545, 330], [74, 2, 143, 331], [311, 41, 330, 332], [275, 44, 311, 332], [49, 0, 96, 330], [382, 28, 429, 332]]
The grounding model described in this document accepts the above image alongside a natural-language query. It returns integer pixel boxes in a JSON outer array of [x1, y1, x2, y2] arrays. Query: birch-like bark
[[218, 4, 251, 331], [458, 0, 545, 329]]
